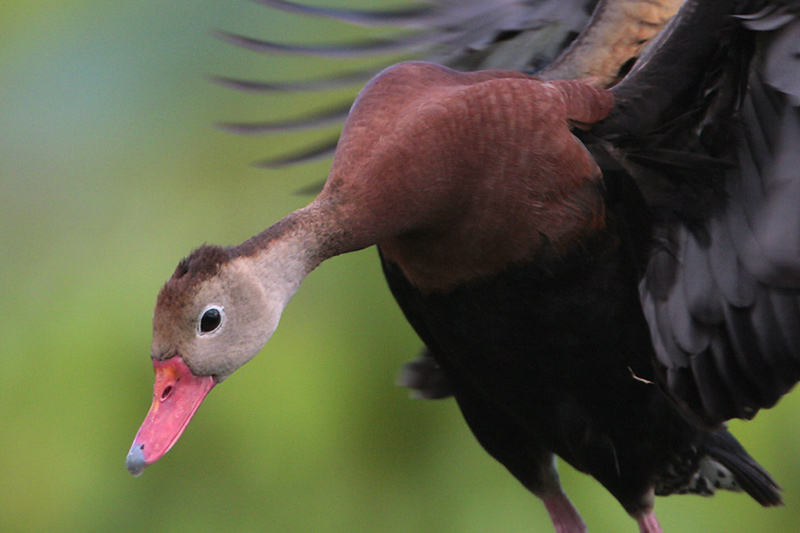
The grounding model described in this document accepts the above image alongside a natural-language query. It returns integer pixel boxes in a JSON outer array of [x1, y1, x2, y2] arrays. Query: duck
[[126, 0, 800, 531]]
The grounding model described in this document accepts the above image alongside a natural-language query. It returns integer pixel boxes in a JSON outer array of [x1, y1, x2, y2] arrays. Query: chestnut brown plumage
[[127, 1, 800, 531]]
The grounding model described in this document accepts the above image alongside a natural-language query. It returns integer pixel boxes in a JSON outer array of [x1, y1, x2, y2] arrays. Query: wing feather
[[215, 0, 598, 170], [637, 4, 800, 425]]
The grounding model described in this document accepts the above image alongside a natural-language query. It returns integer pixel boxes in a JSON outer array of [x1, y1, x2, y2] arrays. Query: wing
[[214, 0, 599, 169], [602, 0, 800, 427]]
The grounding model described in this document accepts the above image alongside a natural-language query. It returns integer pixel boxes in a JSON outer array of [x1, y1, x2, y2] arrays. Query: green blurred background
[[2, 1, 800, 531]]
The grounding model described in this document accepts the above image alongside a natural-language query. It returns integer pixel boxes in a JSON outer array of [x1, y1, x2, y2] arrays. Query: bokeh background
[[3, 1, 800, 531]]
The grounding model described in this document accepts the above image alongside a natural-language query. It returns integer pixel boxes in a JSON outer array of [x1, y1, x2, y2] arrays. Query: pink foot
[[637, 510, 663, 533], [542, 491, 587, 533]]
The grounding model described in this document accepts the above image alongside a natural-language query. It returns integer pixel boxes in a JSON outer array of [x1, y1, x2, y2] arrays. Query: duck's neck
[[231, 191, 413, 306]]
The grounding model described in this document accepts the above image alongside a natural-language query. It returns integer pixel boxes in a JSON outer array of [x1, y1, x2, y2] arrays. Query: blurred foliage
[[2, 1, 800, 531]]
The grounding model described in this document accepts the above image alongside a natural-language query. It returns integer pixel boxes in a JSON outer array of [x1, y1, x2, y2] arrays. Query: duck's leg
[[635, 510, 663, 533], [438, 370, 586, 533], [445, 382, 587, 533], [541, 490, 587, 533]]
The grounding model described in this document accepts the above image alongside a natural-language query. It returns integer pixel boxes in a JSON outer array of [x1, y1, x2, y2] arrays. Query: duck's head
[[126, 244, 289, 476]]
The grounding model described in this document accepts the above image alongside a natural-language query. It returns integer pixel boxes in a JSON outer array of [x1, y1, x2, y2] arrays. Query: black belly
[[378, 231, 704, 510]]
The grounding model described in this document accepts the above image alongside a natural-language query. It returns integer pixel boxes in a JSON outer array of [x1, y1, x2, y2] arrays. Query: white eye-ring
[[198, 305, 224, 335]]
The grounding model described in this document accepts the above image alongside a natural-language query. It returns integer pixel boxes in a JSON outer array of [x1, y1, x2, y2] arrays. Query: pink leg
[[541, 491, 587, 533], [636, 510, 663, 533]]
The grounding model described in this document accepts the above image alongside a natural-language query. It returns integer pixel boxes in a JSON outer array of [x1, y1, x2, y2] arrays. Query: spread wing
[[616, 1, 800, 426], [212, 0, 599, 168]]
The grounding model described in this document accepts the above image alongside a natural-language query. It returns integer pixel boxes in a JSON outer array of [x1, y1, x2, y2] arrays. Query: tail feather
[[705, 430, 783, 507]]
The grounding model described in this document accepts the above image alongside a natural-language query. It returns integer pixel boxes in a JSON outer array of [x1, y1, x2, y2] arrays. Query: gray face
[[151, 259, 282, 380]]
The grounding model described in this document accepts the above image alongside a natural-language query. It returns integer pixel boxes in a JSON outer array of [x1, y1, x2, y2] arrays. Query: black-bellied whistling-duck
[[127, 0, 800, 531]]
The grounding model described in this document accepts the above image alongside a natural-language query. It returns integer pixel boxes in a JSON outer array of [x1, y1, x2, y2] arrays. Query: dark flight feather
[[215, 0, 598, 166], [629, 2, 800, 426]]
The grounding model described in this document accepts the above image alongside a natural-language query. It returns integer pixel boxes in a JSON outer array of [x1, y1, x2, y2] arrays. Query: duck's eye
[[199, 306, 223, 334]]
